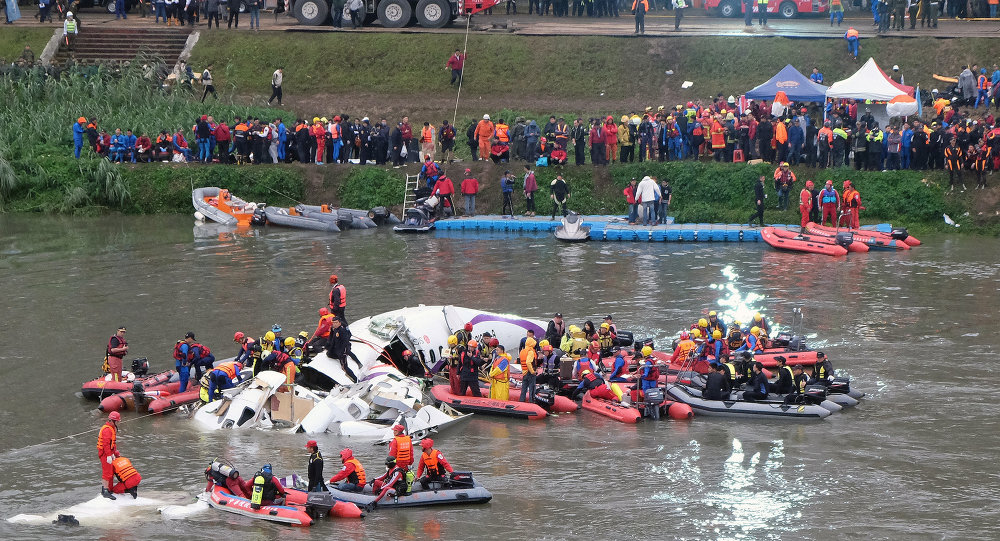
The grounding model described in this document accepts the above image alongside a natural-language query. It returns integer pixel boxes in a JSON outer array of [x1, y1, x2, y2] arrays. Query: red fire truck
[[702, 0, 828, 19]]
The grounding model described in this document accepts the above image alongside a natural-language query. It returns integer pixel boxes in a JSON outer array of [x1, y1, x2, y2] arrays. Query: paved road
[[9, 8, 999, 37]]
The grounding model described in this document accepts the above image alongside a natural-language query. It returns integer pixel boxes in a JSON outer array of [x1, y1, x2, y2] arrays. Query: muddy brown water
[[1, 214, 997, 540]]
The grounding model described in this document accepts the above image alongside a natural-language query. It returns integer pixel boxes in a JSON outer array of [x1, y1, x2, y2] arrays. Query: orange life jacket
[[422, 450, 445, 476], [215, 361, 240, 379], [345, 458, 366, 485], [421, 126, 434, 143], [112, 457, 138, 481], [330, 284, 347, 308], [519, 347, 535, 373], [97, 422, 116, 455], [393, 435, 412, 464], [491, 357, 510, 382], [846, 28, 859, 38], [318, 314, 335, 337], [978, 75, 990, 90], [496, 123, 510, 143]]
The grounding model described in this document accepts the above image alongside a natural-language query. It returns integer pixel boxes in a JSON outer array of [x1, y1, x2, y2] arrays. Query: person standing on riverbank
[[748, 175, 765, 227], [460, 169, 479, 216], [446, 50, 464, 86], [631, 0, 647, 34], [523, 164, 538, 216], [268, 67, 282, 106], [550, 174, 569, 220]]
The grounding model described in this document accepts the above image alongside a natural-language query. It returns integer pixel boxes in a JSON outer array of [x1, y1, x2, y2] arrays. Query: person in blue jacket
[[73, 117, 86, 158], [174, 333, 196, 393], [125, 130, 137, 163], [110, 129, 126, 163], [638, 348, 659, 392], [606, 349, 629, 383], [276, 118, 287, 162]]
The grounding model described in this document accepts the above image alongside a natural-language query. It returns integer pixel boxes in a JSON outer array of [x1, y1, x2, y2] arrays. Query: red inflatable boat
[[581, 391, 642, 424], [807, 222, 920, 246], [501, 386, 578, 413], [98, 383, 181, 412], [805, 223, 910, 251], [284, 488, 364, 519], [205, 484, 313, 527], [760, 227, 851, 256], [430, 385, 547, 420], [81, 370, 176, 401], [148, 389, 203, 414]]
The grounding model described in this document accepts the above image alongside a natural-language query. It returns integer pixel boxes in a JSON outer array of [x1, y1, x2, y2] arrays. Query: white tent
[[826, 58, 911, 101]]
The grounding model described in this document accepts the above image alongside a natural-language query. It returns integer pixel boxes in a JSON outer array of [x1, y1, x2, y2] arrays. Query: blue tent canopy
[[745, 64, 829, 103]]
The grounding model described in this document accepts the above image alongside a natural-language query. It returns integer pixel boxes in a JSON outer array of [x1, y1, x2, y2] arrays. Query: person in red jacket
[[311, 119, 326, 165], [460, 169, 479, 216], [432, 175, 455, 218], [446, 49, 465, 85], [135, 133, 152, 163], [604, 116, 618, 164], [387, 424, 414, 469], [415, 438, 454, 490], [818, 180, 841, 227], [329, 448, 367, 493], [799, 180, 814, 231], [98, 412, 122, 499], [214, 121, 231, 163]]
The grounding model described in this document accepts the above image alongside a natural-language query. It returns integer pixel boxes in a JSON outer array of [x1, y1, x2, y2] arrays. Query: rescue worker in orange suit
[[104, 326, 128, 382], [839, 180, 861, 229], [818, 179, 840, 227], [388, 424, 414, 470], [205, 460, 249, 498], [110, 456, 141, 498], [329, 448, 367, 492], [328, 274, 347, 324], [799, 180, 815, 231], [670, 331, 697, 364], [98, 412, 122, 500], [311, 118, 326, 165], [416, 438, 454, 489], [309, 307, 335, 353], [474, 114, 495, 161]]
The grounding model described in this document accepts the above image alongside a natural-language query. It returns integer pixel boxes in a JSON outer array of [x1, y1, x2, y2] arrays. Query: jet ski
[[553, 211, 590, 242], [393, 197, 436, 233]]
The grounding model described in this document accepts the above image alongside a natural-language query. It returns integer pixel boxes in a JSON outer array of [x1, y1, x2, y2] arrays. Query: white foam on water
[[7, 491, 192, 527], [158, 493, 210, 519]]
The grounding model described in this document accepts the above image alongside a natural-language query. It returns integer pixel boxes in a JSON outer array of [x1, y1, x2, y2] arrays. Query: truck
[[292, 0, 502, 28], [702, 0, 828, 19]]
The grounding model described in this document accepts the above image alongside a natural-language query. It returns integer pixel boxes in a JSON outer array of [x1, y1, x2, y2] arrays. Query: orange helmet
[[329, 274, 338, 284], [467, 340, 478, 349]]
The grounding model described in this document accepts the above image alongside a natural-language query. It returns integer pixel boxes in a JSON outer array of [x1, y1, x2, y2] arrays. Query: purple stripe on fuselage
[[468, 314, 545, 336]]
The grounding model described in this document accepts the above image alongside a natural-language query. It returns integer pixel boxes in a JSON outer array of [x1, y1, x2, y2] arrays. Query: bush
[[337, 168, 406, 210]]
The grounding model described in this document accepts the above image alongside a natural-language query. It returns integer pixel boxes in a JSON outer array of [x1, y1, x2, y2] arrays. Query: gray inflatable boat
[[263, 206, 341, 232], [298, 205, 374, 229], [665, 383, 834, 420], [326, 474, 492, 508]]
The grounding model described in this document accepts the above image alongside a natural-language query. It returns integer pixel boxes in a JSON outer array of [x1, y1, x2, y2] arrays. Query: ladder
[[402, 174, 420, 213]]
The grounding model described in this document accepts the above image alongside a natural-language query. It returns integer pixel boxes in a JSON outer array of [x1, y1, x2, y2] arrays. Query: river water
[[0, 214, 997, 541]]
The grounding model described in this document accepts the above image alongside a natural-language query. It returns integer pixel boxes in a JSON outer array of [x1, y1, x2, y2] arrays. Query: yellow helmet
[[698, 318, 708, 328], [568, 325, 581, 333], [284, 337, 295, 348], [312, 117, 320, 124], [264, 331, 275, 342], [709, 311, 717, 317], [712, 330, 722, 340], [692, 329, 702, 339], [581, 369, 592, 376], [641, 346, 653, 357], [750, 326, 760, 336], [732, 320, 742, 328], [600, 322, 610, 329], [754, 312, 763, 321], [447, 335, 458, 346], [320, 117, 329, 123], [539, 339, 550, 348], [621, 115, 629, 123]]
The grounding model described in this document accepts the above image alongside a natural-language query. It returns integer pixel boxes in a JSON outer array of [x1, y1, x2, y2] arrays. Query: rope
[[451, 13, 473, 129]]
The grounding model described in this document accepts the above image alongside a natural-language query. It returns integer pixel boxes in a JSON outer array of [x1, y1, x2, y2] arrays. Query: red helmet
[[489, 338, 499, 347], [392, 424, 405, 433], [233, 331, 245, 342], [591, 341, 600, 349], [305, 440, 318, 449], [420, 438, 434, 449], [319, 307, 329, 316], [340, 448, 353, 460], [329, 274, 338, 284], [402, 349, 412, 357], [108, 411, 121, 422], [464, 323, 473, 332], [680, 331, 690, 340]]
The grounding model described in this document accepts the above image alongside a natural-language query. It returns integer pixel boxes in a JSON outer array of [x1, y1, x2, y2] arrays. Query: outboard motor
[[131, 358, 149, 377], [889, 227, 909, 241], [533, 388, 556, 410], [834, 231, 854, 248], [449, 471, 475, 488], [250, 205, 267, 226], [787, 335, 806, 351], [613, 330, 634, 348], [635, 337, 655, 352], [801, 385, 829, 405], [829, 377, 851, 394], [368, 206, 390, 224], [771, 332, 792, 348], [642, 387, 665, 420], [305, 491, 335, 519]]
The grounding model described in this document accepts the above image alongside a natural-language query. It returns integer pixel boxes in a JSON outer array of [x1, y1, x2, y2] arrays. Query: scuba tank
[[210, 460, 237, 479], [251, 474, 266, 509], [199, 373, 211, 403]]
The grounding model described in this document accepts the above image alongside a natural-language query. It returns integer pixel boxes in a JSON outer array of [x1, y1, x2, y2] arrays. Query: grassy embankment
[[0, 28, 51, 63], [0, 30, 996, 233]]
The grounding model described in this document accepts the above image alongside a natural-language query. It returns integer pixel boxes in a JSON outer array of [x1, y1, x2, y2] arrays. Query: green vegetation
[[0, 28, 52, 64], [189, 32, 994, 104]]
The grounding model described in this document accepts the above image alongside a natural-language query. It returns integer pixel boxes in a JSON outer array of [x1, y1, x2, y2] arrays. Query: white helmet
[[67, 10, 73, 16], [483, 114, 490, 120], [892, 65, 899, 71]]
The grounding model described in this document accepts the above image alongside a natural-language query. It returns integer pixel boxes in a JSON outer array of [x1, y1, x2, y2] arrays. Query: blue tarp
[[745, 64, 829, 103]]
